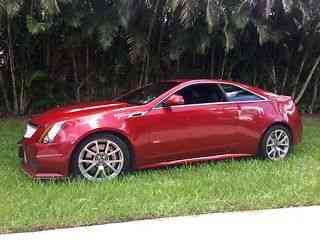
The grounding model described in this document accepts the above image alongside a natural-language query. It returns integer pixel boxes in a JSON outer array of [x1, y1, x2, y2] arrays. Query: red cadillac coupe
[[19, 79, 302, 181]]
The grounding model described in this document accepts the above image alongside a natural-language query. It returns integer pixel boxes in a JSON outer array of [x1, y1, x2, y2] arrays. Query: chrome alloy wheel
[[265, 129, 290, 160], [78, 139, 124, 180]]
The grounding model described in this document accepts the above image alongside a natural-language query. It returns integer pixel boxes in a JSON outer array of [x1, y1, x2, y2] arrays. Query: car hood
[[31, 101, 131, 126]]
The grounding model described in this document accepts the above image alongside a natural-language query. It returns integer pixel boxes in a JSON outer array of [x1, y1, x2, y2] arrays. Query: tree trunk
[[227, 64, 234, 80], [19, 76, 25, 114], [210, 46, 215, 79], [144, 0, 161, 84], [147, 0, 161, 45], [7, 20, 19, 114], [281, 65, 289, 94], [292, 53, 307, 98], [71, 51, 81, 101], [158, 17, 165, 79], [221, 51, 227, 79], [0, 70, 11, 112], [177, 56, 180, 74], [193, 52, 196, 67], [144, 52, 150, 85], [86, 43, 90, 100], [46, 36, 50, 67], [295, 55, 320, 104], [309, 80, 318, 114], [252, 66, 257, 86], [139, 55, 146, 87], [271, 61, 277, 93]]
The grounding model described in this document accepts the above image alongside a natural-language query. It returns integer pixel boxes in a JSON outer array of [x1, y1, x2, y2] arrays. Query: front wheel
[[260, 125, 292, 161], [72, 133, 131, 181]]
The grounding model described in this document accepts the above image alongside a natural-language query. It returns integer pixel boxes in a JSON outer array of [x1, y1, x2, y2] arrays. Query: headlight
[[42, 122, 65, 144], [24, 123, 38, 138]]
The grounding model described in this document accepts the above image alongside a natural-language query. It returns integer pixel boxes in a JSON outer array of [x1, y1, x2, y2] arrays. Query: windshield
[[115, 82, 178, 105]]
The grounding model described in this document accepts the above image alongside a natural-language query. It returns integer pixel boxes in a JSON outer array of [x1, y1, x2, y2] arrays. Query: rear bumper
[[19, 140, 72, 179], [290, 110, 303, 145]]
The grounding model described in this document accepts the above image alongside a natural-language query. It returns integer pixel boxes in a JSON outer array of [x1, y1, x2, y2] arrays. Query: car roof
[[161, 79, 240, 85]]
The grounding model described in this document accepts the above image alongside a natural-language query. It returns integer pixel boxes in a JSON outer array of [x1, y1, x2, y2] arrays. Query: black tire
[[259, 125, 292, 161], [71, 133, 131, 181]]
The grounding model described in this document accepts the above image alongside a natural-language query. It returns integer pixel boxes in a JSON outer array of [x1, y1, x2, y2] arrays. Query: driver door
[[140, 83, 241, 165]]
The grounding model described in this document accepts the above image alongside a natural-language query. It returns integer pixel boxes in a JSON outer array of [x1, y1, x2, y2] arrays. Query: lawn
[[0, 118, 320, 233]]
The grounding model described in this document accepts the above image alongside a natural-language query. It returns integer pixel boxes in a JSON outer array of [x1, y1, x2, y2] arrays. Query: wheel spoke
[[267, 139, 275, 147], [273, 148, 278, 158], [104, 141, 110, 153], [269, 148, 276, 158], [84, 162, 97, 173], [276, 131, 284, 141], [279, 137, 288, 145], [106, 163, 119, 174], [108, 159, 122, 164], [80, 159, 94, 164], [85, 147, 96, 155], [95, 141, 100, 153], [277, 149, 283, 158], [108, 148, 120, 156], [101, 167, 107, 178], [277, 147, 286, 154], [279, 142, 289, 147], [94, 167, 101, 178]]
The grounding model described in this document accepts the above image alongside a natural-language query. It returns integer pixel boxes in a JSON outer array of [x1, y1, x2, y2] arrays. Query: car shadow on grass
[[28, 156, 280, 185]]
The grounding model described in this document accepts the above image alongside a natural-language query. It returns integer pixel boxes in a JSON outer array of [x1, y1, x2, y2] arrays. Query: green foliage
[[0, 0, 320, 114], [0, 0, 23, 19], [26, 15, 49, 34]]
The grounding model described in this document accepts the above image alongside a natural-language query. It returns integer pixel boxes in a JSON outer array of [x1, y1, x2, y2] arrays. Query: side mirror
[[164, 94, 185, 106]]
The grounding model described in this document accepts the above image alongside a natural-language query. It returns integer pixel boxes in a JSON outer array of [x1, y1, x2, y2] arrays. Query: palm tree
[[0, 0, 23, 114], [0, 39, 10, 112], [290, 0, 320, 104]]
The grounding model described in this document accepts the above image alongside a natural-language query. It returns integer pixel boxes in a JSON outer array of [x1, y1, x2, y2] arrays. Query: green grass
[[0, 118, 320, 233]]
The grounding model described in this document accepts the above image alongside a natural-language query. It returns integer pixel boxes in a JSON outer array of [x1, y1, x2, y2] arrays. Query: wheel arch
[[68, 129, 135, 175]]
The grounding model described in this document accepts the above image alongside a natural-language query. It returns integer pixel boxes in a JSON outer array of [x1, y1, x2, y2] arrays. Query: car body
[[19, 79, 303, 180]]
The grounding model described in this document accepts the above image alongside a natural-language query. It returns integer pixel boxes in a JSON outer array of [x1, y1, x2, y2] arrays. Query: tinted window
[[221, 84, 263, 102], [176, 84, 226, 105], [115, 82, 178, 105]]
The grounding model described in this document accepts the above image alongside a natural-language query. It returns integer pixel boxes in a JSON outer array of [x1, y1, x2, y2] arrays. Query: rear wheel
[[72, 133, 131, 181], [260, 125, 292, 161]]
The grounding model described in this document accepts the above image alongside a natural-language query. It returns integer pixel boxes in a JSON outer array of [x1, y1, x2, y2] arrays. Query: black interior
[[177, 84, 226, 105]]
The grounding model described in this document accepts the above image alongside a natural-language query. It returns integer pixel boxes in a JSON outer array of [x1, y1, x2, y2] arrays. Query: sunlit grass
[[0, 118, 319, 233]]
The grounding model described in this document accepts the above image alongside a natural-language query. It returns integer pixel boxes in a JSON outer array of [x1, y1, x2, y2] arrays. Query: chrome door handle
[[128, 112, 146, 118]]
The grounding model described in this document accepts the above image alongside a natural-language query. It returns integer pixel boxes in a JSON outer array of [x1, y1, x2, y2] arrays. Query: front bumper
[[19, 140, 72, 179]]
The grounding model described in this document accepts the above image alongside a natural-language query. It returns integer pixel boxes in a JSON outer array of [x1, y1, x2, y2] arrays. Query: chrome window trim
[[154, 99, 270, 110], [153, 82, 268, 110]]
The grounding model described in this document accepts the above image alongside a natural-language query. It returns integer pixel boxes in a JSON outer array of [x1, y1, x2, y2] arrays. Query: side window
[[176, 84, 226, 105], [221, 84, 263, 102]]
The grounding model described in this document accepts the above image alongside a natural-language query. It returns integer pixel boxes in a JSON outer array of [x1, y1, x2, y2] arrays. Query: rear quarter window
[[221, 84, 264, 102]]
